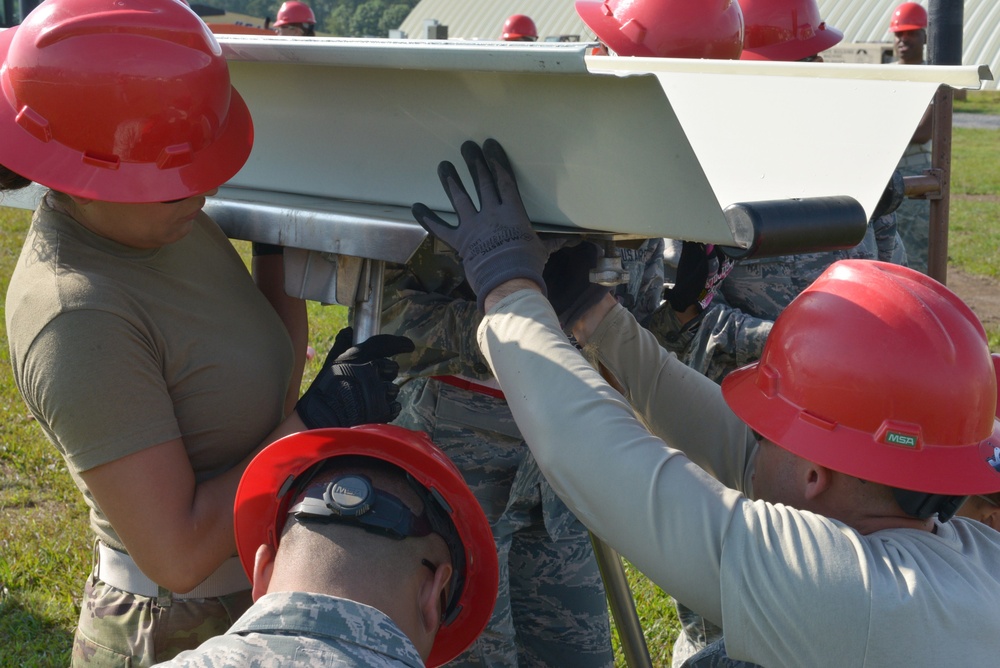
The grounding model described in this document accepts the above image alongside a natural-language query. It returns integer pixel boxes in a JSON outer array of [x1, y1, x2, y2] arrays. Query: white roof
[[398, 0, 997, 88], [397, 0, 595, 42]]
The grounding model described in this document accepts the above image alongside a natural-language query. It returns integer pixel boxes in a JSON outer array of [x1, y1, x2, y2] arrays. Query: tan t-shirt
[[479, 290, 1000, 667], [6, 197, 294, 550]]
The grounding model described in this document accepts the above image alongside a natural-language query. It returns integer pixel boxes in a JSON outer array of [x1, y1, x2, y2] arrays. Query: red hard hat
[[575, 0, 744, 59], [0, 0, 253, 203], [272, 1, 316, 27], [502, 14, 537, 41], [723, 261, 1000, 496], [890, 2, 928, 32], [739, 0, 843, 61], [234, 425, 499, 668]]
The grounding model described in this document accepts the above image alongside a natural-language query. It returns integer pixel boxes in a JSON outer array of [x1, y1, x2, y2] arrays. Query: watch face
[[326, 474, 372, 516]]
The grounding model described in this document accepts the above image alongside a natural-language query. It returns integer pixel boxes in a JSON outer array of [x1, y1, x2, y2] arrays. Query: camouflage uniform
[[381, 237, 663, 667], [895, 141, 932, 274], [611, 238, 667, 327], [154, 591, 424, 667], [74, 573, 252, 666], [651, 221, 905, 667]]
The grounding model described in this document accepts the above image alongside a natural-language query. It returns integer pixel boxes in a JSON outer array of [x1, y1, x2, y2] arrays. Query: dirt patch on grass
[[946, 267, 1000, 330], [952, 193, 1000, 203]]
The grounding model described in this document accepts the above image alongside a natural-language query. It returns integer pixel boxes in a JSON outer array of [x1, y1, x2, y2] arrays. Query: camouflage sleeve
[[614, 237, 665, 326], [871, 212, 909, 265], [647, 297, 772, 385], [380, 243, 492, 381]]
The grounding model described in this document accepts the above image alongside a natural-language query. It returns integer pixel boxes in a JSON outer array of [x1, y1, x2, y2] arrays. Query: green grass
[[1, 116, 998, 664], [953, 89, 1000, 115], [951, 127, 1000, 198], [0, 207, 88, 667]]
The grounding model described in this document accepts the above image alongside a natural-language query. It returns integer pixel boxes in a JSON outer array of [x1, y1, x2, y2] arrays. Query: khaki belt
[[95, 542, 249, 599]]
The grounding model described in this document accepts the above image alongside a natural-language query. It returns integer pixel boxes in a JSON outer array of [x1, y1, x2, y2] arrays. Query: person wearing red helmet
[[0, 0, 411, 663], [158, 426, 499, 667], [381, 79, 663, 668], [380, 7, 743, 667], [648, 3, 905, 661], [411, 139, 1000, 668], [380, 201, 662, 664], [890, 2, 933, 275], [273, 0, 316, 36], [891, 1, 928, 65], [500, 14, 537, 42]]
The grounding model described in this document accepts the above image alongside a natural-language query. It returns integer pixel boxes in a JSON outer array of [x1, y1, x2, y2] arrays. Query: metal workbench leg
[[352, 258, 385, 339], [592, 533, 653, 668], [927, 85, 953, 285]]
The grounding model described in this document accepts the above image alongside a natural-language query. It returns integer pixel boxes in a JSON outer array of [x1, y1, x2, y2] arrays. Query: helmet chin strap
[[891, 488, 969, 522]]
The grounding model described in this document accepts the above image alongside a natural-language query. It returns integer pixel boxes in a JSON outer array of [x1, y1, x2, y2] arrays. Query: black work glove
[[296, 327, 415, 430], [664, 242, 734, 313], [543, 241, 612, 330], [411, 139, 548, 312]]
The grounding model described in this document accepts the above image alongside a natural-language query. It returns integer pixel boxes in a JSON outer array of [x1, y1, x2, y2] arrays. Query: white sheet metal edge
[[1, 38, 990, 253]]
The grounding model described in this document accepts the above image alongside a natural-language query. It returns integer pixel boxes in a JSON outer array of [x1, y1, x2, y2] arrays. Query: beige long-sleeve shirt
[[478, 289, 1000, 667]]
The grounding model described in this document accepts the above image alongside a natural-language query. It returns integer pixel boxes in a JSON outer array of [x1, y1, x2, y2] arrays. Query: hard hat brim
[[723, 362, 1000, 495], [741, 24, 844, 61]]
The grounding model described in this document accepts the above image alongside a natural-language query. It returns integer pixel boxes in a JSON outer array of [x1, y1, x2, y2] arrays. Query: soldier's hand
[[296, 327, 415, 429], [664, 242, 734, 313], [543, 241, 613, 331], [411, 139, 549, 311]]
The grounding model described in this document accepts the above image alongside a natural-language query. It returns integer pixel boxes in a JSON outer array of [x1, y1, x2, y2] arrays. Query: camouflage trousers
[[670, 601, 725, 668], [393, 377, 614, 667], [72, 551, 252, 667], [680, 638, 764, 668]]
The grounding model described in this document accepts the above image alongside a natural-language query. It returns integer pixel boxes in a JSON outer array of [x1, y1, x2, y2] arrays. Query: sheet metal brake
[[203, 37, 988, 320]]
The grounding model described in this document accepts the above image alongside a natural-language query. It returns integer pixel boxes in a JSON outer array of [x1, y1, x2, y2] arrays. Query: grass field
[[0, 89, 998, 667]]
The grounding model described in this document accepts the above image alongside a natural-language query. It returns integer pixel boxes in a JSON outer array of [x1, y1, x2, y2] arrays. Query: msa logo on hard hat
[[884, 431, 918, 448]]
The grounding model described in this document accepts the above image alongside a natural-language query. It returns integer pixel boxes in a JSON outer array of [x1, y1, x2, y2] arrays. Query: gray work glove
[[411, 139, 548, 311], [296, 327, 415, 430]]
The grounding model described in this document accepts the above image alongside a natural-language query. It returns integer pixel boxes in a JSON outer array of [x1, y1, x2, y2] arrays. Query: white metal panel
[[589, 57, 987, 222], [214, 38, 986, 245], [220, 38, 734, 244]]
